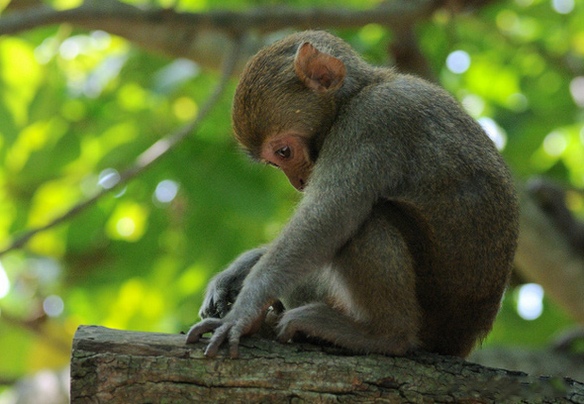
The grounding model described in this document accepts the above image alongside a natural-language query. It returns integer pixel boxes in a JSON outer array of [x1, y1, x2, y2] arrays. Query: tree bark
[[70, 325, 584, 403], [469, 345, 584, 383]]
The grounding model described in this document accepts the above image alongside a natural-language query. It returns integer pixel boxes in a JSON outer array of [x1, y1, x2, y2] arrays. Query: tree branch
[[71, 326, 584, 402], [389, 24, 437, 81], [470, 344, 584, 383], [0, 307, 70, 354], [0, 0, 446, 71], [0, 33, 243, 257], [515, 185, 584, 324], [0, 0, 439, 35]]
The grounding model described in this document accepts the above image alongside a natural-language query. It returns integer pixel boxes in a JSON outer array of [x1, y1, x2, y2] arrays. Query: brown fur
[[188, 30, 519, 358]]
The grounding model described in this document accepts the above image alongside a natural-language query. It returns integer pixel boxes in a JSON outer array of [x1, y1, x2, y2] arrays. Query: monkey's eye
[[276, 146, 291, 159]]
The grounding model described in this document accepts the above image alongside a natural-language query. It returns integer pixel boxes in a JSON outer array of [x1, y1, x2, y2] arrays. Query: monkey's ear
[[294, 42, 346, 93]]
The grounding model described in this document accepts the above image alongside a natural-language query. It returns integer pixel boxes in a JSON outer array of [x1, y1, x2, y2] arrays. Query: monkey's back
[[329, 74, 519, 357]]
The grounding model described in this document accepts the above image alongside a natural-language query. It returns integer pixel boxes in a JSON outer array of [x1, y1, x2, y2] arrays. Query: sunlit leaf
[[0, 38, 42, 126], [465, 57, 521, 107], [48, 0, 83, 10], [27, 322, 72, 371], [105, 201, 149, 242], [28, 179, 79, 227]]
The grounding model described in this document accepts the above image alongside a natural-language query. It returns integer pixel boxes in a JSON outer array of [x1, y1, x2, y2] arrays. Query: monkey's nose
[[298, 179, 306, 191]]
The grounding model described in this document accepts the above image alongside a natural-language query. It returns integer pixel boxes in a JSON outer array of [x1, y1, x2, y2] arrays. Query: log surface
[[70, 325, 584, 403]]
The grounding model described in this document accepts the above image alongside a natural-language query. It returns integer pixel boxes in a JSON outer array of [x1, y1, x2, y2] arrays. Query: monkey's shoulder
[[326, 74, 507, 184], [350, 74, 461, 113], [336, 75, 480, 144]]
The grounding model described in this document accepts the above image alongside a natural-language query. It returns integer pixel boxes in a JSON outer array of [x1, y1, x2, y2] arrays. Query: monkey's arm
[[198, 247, 267, 319], [187, 129, 404, 357], [187, 194, 377, 357]]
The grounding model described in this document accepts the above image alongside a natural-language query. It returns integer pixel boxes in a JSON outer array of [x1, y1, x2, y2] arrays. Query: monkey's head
[[232, 31, 362, 191]]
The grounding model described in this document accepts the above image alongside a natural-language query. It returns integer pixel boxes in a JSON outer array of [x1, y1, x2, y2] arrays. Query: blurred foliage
[[0, 0, 583, 398]]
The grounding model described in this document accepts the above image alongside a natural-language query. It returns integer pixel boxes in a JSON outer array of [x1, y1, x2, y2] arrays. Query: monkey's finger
[[216, 299, 230, 318], [198, 300, 215, 319], [265, 308, 282, 329], [226, 288, 240, 305], [185, 318, 222, 344], [228, 317, 258, 358], [227, 325, 244, 359], [206, 301, 222, 318], [205, 288, 229, 317], [276, 319, 299, 344], [199, 290, 223, 318], [204, 323, 231, 358], [277, 329, 294, 344]]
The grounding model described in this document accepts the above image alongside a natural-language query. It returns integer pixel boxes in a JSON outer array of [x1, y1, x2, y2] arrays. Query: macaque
[[186, 30, 519, 359]]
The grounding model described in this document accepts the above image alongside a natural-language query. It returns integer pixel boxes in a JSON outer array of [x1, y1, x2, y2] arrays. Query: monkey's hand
[[198, 272, 244, 319], [186, 301, 271, 358], [198, 248, 266, 319]]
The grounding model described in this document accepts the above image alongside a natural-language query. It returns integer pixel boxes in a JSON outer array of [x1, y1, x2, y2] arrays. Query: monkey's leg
[[278, 207, 421, 355]]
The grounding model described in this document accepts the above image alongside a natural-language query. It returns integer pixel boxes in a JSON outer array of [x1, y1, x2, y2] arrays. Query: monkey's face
[[232, 67, 335, 155], [232, 61, 336, 192], [234, 79, 329, 192], [232, 33, 349, 191], [260, 132, 313, 191]]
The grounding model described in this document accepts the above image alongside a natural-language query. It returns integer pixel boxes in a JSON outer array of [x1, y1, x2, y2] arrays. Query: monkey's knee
[[276, 303, 322, 343]]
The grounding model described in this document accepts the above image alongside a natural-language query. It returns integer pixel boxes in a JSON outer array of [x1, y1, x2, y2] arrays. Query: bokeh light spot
[[516, 283, 544, 320]]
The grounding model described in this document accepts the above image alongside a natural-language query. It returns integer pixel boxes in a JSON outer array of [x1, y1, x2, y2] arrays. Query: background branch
[[0, 307, 70, 354], [0, 0, 446, 72], [0, 0, 439, 35], [515, 185, 584, 324], [0, 33, 243, 257]]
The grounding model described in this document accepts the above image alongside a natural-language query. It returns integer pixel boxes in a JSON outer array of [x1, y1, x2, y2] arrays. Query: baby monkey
[[186, 30, 519, 359]]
